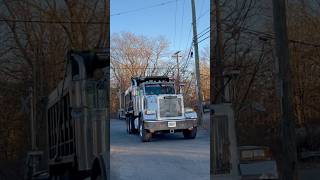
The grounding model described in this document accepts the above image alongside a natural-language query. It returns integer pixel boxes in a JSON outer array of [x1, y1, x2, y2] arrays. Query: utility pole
[[272, 1, 298, 180], [211, 0, 224, 175], [210, 0, 215, 176], [101, 0, 110, 179], [214, 0, 224, 104], [172, 51, 182, 93], [211, 1, 240, 179], [191, 0, 204, 125]]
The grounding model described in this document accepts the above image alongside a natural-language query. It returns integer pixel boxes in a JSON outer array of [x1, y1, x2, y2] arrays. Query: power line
[[0, 1, 183, 23], [241, 27, 320, 47], [197, 26, 210, 36], [111, 0, 182, 17], [194, 25, 320, 48], [198, 36, 209, 44], [197, 28, 210, 40], [181, 43, 193, 72], [197, 9, 210, 21], [173, 0, 178, 49], [198, 0, 206, 17], [0, 18, 108, 24], [183, 23, 193, 53], [181, 25, 207, 61], [179, 26, 210, 75], [178, 0, 186, 50]]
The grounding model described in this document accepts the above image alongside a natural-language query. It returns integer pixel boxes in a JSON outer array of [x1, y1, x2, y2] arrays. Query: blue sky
[[110, 0, 210, 56]]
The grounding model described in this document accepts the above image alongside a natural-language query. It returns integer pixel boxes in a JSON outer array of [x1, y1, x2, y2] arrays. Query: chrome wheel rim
[[139, 123, 143, 137]]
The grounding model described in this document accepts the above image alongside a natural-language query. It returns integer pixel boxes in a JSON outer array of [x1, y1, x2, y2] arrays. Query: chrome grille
[[159, 96, 182, 118]]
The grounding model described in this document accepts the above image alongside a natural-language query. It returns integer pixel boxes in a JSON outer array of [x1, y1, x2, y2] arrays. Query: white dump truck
[[123, 76, 198, 142]]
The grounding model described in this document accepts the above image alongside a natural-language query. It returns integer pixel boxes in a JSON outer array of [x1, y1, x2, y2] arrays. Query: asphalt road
[[110, 118, 210, 180]]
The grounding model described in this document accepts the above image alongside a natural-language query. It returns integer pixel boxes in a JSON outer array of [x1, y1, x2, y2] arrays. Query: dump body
[[46, 50, 109, 179]]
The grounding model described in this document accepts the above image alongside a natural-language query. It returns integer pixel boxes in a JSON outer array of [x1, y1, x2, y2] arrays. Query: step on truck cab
[[124, 76, 198, 142]]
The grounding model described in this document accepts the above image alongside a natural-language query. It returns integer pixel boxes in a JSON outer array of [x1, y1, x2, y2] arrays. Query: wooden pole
[[272, 0, 298, 179], [172, 51, 182, 93], [213, 0, 224, 104], [191, 0, 204, 125]]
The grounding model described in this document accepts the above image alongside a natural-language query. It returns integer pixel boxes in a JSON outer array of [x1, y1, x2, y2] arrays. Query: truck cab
[[124, 76, 198, 142]]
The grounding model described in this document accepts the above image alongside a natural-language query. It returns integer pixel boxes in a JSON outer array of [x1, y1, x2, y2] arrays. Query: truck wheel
[[126, 116, 132, 134], [139, 122, 152, 142], [183, 127, 197, 139], [131, 118, 139, 134]]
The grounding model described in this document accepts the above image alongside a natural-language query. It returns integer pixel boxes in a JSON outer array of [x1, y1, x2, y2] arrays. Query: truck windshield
[[145, 84, 175, 95]]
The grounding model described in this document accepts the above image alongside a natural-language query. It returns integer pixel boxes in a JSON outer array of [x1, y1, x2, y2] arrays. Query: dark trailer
[[46, 50, 109, 179]]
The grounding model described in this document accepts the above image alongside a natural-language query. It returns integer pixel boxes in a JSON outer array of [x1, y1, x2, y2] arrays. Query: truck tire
[[139, 122, 152, 142], [126, 116, 132, 134], [183, 127, 197, 139], [131, 117, 139, 134]]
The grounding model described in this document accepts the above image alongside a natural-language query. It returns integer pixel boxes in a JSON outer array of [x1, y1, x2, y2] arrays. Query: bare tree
[[110, 32, 171, 91], [0, 0, 107, 175]]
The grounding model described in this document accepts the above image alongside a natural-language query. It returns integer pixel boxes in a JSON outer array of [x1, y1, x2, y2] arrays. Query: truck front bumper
[[144, 119, 197, 132]]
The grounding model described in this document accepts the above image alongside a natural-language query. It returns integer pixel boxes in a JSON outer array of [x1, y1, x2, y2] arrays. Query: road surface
[[110, 118, 210, 180]]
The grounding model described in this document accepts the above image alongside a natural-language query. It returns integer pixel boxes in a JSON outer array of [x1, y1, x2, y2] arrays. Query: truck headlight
[[185, 111, 197, 119], [145, 109, 156, 115]]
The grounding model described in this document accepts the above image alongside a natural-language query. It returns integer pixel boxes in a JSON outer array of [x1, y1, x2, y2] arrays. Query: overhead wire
[[239, 26, 320, 47], [198, 36, 209, 44], [196, 9, 210, 21], [190, 24, 320, 48], [198, 0, 206, 17], [173, 0, 178, 49], [109, 0, 210, 77], [178, 0, 186, 50], [181, 43, 193, 73], [0, 0, 184, 24], [180, 25, 210, 76], [111, 0, 183, 17], [0, 18, 107, 24]]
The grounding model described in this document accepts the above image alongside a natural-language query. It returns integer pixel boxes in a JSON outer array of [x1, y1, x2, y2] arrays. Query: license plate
[[168, 121, 176, 128]]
